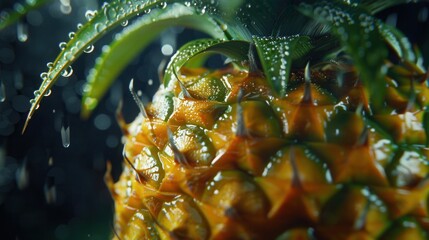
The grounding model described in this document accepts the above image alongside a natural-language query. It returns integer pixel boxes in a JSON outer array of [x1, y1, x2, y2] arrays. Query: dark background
[[0, 1, 428, 239]]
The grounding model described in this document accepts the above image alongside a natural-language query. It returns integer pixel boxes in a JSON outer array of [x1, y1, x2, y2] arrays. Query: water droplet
[[220, 23, 228, 31], [144, 8, 151, 14], [59, 42, 67, 50], [161, 44, 173, 56], [17, 22, 28, 42], [105, 7, 117, 21], [33, 90, 41, 97], [95, 23, 106, 32], [46, 62, 54, 69], [44, 178, 56, 204], [68, 32, 75, 39], [16, 159, 29, 190], [83, 45, 94, 53], [61, 115, 70, 148], [148, 79, 153, 86], [85, 10, 96, 21], [159, 2, 167, 9], [77, 23, 83, 29], [61, 66, 73, 77], [0, 78, 6, 102], [44, 89, 52, 97], [121, 20, 128, 27]]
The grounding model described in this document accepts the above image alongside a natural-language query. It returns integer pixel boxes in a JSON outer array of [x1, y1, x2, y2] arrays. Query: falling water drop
[[16, 159, 29, 190], [0, 78, 6, 102], [17, 22, 28, 42], [61, 114, 70, 148]]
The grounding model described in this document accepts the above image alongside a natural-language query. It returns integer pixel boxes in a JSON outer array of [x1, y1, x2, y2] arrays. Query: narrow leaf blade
[[0, 0, 53, 30], [81, 3, 225, 117], [299, 0, 389, 110], [163, 39, 250, 85], [253, 35, 313, 96]]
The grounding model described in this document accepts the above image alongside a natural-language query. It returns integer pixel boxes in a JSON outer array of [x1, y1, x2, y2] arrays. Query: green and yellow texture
[[108, 59, 429, 239], [17, 0, 429, 239]]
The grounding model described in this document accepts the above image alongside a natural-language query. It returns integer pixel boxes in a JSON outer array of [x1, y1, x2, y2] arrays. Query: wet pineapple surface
[[107, 62, 429, 239]]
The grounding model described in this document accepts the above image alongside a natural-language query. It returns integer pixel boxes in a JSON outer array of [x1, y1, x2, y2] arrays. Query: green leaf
[[359, 0, 429, 14], [299, 0, 389, 110], [0, 0, 53, 30], [377, 21, 415, 62], [253, 35, 313, 96], [24, 0, 276, 131], [81, 3, 225, 118], [163, 39, 250, 86]]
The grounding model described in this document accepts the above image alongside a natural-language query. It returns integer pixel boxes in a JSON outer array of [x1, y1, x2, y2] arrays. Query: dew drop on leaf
[[84, 45, 95, 53], [59, 42, 67, 50], [68, 32, 75, 39], [85, 10, 96, 21], [44, 89, 52, 97], [121, 20, 128, 26], [61, 66, 73, 77]]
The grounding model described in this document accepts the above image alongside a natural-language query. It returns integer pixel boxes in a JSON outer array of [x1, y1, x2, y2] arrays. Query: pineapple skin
[[108, 62, 429, 240]]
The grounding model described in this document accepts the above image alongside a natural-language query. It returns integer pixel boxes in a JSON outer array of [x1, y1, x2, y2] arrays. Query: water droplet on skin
[[61, 115, 70, 148], [83, 45, 94, 53], [17, 22, 28, 42]]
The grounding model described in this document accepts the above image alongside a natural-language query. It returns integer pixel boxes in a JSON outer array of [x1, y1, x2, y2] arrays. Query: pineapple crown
[[12, 0, 427, 132]]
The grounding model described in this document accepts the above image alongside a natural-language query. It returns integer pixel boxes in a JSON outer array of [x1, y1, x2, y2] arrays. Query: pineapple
[[23, 0, 429, 239]]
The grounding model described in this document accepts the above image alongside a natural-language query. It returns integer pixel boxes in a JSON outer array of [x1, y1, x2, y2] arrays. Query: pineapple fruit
[[110, 62, 429, 239], [23, 0, 429, 239]]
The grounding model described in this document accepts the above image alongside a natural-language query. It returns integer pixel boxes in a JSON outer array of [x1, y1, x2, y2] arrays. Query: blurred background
[[0, 0, 428, 239]]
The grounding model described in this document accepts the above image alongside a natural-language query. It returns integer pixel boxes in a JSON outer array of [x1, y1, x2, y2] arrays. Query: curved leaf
[[24, 0, 169, 131], [359, 0, 429, 14], [0, 0, 53, 30], [253, 35, 313, 96], [299, 0, 388, 110], [377, 21, 415, 62], [81, 3, 225, 118], [163, 39, 250, 86], [24, 0, 275, 131]]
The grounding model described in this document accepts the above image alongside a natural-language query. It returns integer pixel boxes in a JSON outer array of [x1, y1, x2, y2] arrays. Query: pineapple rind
[[112, 63, 429, 239]]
